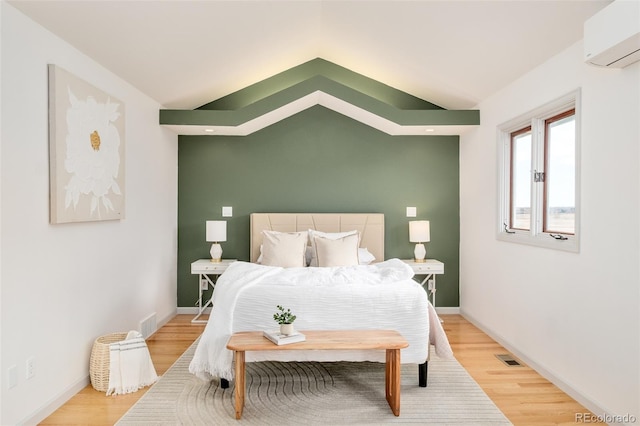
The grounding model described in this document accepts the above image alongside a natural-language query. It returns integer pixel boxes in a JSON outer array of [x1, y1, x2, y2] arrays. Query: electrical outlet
[[26, 357, 35, 380], [200, 279, 208, 290], [8, 365, 17, 389]]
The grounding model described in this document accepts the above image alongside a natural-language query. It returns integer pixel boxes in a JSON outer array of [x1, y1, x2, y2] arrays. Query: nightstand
[[190, 259, 236, 323], [402, 259, 445, 309]]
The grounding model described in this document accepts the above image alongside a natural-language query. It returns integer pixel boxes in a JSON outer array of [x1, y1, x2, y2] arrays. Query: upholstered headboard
[[250, 213, 384, 263]]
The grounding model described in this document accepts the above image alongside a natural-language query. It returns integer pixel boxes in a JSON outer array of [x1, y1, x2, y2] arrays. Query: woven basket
[[89, 332, 127, 392]]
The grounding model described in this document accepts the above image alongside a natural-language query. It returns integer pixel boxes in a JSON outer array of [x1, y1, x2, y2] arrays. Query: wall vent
[[495, 354, 523, 367], [140, 312, 157, 339]]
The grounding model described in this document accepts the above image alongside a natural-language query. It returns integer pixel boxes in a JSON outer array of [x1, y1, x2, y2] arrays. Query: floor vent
[[495, 354, 523, 367], [140, 312, 157, 339]]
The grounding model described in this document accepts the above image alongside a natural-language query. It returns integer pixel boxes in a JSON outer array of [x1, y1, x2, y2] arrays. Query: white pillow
[[358, 248, 376, 265], [261, 231, 308, 267], [314, 233, 360, 267], [258, 244, 314, 266], [308, 229, 359, 267]]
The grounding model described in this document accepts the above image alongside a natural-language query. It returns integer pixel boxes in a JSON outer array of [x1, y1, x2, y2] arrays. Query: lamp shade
[[409, 220, 430, 243], [206, 220, 227, 242]]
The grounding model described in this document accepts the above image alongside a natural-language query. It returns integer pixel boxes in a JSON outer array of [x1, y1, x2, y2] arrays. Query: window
[[510, 126, 532, 231], [498, 90, 580, 252]]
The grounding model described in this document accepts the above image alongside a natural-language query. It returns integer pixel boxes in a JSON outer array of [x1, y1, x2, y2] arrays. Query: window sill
[[497, 232, 579, 253]]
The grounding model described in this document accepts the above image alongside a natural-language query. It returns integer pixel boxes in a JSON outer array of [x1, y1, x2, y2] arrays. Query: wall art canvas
[[48, 64, 125, 223]]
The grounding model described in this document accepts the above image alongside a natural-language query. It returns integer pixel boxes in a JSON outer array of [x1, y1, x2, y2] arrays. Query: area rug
[[117, 341, 511, 425]]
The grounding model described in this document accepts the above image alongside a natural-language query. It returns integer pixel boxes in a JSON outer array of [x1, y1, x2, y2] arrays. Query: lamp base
[[210, 243, 223, 263], [413, 243, 426, 263]]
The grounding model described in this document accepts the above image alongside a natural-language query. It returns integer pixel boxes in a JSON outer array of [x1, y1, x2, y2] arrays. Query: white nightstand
[[190, 259, 236, 323], [402, 259, 445, 309]]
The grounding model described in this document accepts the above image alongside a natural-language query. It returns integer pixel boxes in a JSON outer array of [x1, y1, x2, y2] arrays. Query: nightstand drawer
[[412, 263, 444, 273], [192, 264, 226, 273], [401, 259, 444, 275], [191, 259, 236, 274]]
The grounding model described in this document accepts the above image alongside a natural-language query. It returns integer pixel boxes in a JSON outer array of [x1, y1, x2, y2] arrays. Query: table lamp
[[206, 220, 227, 262], [409, 220, 430, 263]]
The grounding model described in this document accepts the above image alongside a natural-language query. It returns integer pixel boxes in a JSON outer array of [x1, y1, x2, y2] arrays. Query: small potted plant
[[273, 305, 297, 335]]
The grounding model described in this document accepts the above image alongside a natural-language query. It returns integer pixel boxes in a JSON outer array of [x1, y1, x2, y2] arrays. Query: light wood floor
[[40, 314, 602, 425]]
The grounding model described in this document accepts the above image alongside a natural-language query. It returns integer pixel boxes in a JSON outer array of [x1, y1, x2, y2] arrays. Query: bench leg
[[385, 348, 401, 416], [419, 361, 428, 387], [220, 378, 229, 389], [234, 351, 245, 419]]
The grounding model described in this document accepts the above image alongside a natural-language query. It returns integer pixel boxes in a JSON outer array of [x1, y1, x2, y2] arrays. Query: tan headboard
[[250, 213, 384, 263]]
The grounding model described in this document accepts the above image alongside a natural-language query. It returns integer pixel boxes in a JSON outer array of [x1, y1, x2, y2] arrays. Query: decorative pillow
[[314, 233, 360, 267], [261, 231, 308, 267], [258, 244, 314, 266], [358, 247, 376, 265], [308, 229, 359, 267], [256, 244, 314, 266]]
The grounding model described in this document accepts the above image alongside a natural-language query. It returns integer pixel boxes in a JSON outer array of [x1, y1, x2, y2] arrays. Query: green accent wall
[[178, 105, 460, 308]]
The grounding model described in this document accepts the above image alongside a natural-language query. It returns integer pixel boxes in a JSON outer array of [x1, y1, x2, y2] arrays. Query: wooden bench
[[226, 330, 409, 420]]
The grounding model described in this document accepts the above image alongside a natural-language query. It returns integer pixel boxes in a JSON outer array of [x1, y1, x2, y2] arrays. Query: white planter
[[280, 323, 294, 335]]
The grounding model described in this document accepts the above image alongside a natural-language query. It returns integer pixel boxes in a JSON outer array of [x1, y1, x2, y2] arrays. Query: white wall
[[0, 0, 4, 421], [0, 3, 178, 424], [460, 40, 639, 421]]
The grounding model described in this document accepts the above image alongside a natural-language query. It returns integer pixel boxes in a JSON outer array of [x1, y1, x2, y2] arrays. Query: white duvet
[[189, 258, 453, 381]]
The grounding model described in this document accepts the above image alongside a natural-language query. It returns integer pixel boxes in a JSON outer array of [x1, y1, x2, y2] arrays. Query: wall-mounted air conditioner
[[584, 0, 640, 68]]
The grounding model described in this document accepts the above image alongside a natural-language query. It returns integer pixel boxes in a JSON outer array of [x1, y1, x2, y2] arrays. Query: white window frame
[[497, 89, 581, 252]]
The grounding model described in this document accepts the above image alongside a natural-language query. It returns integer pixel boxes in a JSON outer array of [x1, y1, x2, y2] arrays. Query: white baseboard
[[460, 308, 617, 423], [435, 307, 460, 315], [20, 376, 89, 426], [176, 307, 211, 315], [150, 308, 177, 337]]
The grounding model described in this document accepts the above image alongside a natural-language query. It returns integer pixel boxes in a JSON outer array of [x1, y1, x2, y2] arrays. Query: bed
[[189, 213, 452, 385]]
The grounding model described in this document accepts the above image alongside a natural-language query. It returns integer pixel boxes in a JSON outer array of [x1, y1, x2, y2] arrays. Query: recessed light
[[204, 129, 215, 133], [425, 128, 435, 133]]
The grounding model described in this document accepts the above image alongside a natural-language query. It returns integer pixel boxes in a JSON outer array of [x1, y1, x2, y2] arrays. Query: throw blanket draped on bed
[[189, 259, 453, 382]]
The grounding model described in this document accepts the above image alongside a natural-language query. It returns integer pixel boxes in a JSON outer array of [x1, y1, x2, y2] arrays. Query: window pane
[[511, 130, 532, 230], [545, 113, 575, 234]]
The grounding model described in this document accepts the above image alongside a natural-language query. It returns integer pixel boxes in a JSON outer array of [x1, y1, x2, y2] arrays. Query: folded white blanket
[[107, 330, 158, 396]]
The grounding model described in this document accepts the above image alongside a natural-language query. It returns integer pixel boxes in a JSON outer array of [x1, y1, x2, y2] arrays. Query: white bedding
[[189, 258, 453, 381]]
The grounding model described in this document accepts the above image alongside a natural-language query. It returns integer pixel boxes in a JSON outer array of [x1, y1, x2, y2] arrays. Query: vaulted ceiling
[[10, 0, 610, 112]]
